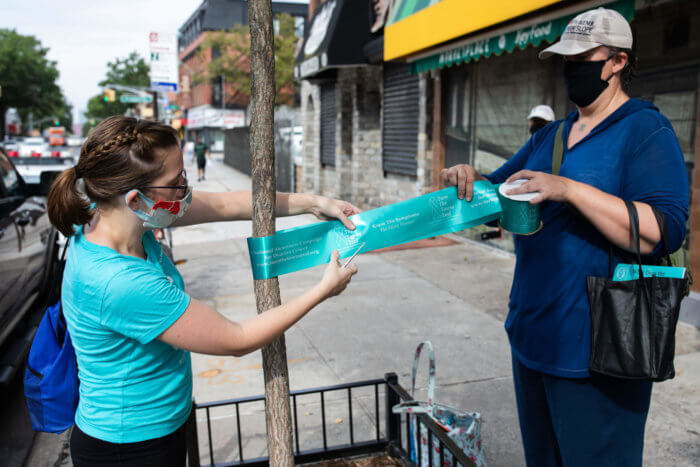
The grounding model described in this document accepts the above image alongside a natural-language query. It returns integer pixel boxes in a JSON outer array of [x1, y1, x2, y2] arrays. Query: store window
[[443, 47, 556, 175], [472, 47, 551, 175], [444, 66, 472, 169]]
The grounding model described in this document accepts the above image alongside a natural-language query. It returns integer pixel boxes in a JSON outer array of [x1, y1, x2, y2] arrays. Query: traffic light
[[103, 89, 116, 102], [54, 120, 60, 126]]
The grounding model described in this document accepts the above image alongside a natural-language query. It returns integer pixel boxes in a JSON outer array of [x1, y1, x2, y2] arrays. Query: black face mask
[[529, 120, 548, 135], [563, 57, 614, 108]]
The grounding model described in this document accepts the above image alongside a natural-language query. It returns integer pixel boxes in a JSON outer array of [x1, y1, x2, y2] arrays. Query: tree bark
[[248, 1, 295, 466]]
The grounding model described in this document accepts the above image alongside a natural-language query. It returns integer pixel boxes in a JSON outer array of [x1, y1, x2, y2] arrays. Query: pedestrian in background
[[527, 104, 555, 135], [46, 116, 360, 466], [184, 139, 195, 165], [441, 8, 688, 466], [194, 135, 209, 181]]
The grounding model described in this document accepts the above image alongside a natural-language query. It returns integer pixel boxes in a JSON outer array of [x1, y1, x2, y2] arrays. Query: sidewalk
[[177, 157, 699, 466], [26, 155, 699, 466]]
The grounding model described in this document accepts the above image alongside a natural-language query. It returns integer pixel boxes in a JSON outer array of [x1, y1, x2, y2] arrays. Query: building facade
[[177, 0, 308, 149], [298, 0, 700, 293]]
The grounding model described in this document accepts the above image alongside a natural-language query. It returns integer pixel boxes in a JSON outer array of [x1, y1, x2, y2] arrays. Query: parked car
[[18, 137, 48, 158], [66, 135, 84, 147], [1, 139, 20, 158], [0, 148, 61, 386], [13, 156, 75, 186]]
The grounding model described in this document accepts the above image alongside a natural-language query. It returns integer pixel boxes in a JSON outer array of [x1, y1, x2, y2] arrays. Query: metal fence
[[223, 123, 293, 193], [185, 373, 475, 467]]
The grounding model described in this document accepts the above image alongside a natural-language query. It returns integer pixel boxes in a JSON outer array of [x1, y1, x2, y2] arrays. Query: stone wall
[[299, 66, 433, 210]]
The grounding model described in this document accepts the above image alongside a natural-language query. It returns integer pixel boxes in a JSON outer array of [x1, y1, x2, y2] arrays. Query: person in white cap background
[[441, 7, 688, 466], [527, 104, 555, 135]]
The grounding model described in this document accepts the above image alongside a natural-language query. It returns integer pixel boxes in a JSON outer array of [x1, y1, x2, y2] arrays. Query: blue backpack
[[24, 240, 79, 433]]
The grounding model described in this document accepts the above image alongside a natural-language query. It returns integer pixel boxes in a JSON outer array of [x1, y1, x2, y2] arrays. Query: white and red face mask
[[125, 188, 192, 229]]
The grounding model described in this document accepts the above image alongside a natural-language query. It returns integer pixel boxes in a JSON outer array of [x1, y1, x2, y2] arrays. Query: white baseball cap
[[539, 8, 632, 59], [527, 105, 555, 122]]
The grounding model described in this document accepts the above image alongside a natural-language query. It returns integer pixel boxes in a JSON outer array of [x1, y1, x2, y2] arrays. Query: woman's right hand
[[319, 250, 358, 298], [440, 164, 484, 201]]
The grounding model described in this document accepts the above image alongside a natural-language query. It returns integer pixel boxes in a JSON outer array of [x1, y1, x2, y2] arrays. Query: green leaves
[[195, 13, 298, 107], [85, 51, 150, 121], [0, 28, 71, 134]]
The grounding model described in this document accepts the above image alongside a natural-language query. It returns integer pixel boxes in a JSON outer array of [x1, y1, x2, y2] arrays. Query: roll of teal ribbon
[[496, 180, 542, 235], [247, 181, 503, 279]]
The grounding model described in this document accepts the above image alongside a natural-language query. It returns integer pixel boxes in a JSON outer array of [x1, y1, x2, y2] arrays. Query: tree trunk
[[248, 1, 295, 466]]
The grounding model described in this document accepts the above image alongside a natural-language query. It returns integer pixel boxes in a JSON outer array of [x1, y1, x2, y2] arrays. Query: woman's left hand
[[310, 196, 362, 230], [505, 170, 574, 204]]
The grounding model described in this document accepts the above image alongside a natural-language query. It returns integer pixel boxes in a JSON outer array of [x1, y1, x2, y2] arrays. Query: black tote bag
[[587, 201, 687, 382]]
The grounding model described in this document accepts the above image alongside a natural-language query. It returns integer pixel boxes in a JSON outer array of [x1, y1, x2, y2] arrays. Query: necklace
[[578, 123, 587, 132]]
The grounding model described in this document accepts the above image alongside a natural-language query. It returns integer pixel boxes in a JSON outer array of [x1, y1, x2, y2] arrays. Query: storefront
[[184, 105, 246, 151], [384, 0, 700, 289]]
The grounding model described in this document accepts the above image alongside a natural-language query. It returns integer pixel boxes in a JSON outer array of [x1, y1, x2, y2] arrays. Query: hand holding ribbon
[[310, 196, 362, 230], [247, 182, 503, 279]]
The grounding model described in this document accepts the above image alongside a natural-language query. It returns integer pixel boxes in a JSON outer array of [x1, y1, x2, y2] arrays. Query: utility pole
[[152, 91, 159, 121], [248, 0, 294, 465]]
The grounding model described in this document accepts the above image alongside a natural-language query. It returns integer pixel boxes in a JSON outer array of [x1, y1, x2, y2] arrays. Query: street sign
[[151, 82, 177, 93], [149, 32, 178, 92], [120, 95, 153, 104]]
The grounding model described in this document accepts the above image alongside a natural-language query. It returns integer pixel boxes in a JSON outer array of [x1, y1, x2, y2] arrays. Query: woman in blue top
[[47, 116, 359, 466], [442, 8, 688, 467]]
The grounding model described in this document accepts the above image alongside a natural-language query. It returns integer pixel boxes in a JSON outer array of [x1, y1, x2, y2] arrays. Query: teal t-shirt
[[62, 227, 192, 443]]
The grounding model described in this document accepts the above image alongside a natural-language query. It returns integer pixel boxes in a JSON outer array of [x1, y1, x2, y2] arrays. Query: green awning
[[409, 0, 634, 75]]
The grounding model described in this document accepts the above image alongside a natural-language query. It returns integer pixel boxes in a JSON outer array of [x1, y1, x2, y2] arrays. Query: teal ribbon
[[496, 189, 542, 235], [247, 181, 506, 280]]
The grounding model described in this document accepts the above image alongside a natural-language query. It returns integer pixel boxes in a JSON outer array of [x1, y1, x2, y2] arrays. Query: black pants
[[70, 422, 186, 467]]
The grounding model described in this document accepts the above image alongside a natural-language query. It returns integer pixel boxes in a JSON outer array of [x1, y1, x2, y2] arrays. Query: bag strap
[[551, 122, 565, 176], [411, 341, 436, 407], [625, 201, 643, 269], [551, 122, 587, 221], [625, 201, 653, 306], [54, 238, 70, 346], [650, 207, 673, 266]]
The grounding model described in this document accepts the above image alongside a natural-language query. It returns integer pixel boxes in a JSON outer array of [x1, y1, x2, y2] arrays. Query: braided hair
[[47, 116, 179, 236]]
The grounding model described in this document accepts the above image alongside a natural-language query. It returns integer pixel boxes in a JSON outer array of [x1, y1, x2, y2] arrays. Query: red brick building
[[176, 0, 307, 150]]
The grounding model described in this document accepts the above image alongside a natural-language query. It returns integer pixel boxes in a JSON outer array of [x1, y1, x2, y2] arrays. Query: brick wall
[[300, 66, 433, 209]]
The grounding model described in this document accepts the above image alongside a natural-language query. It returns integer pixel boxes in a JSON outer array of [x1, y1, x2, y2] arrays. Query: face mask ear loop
[[603, 54, 618, 83], [124, 189, 139, 207]]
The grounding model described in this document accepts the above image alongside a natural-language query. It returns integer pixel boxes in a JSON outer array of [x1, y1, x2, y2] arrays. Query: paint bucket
[[497, 180, 542, 235]]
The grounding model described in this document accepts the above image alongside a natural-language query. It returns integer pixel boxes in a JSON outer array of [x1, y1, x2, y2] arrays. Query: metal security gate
[[320, 82, 337, 167], [382, 63, 419, 176]]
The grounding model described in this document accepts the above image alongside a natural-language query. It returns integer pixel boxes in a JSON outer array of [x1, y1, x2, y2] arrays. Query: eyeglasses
[[139, 170, 189, 197]]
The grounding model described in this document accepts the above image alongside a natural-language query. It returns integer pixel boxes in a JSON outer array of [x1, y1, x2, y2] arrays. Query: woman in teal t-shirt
[[47, 116, 359, 466]]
